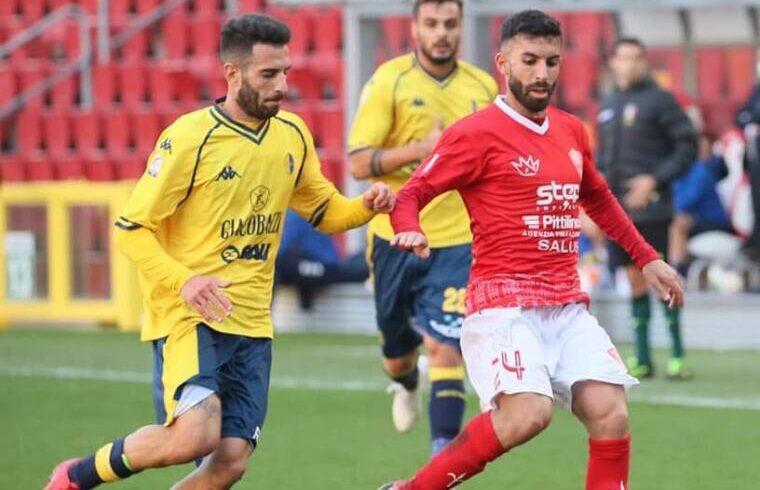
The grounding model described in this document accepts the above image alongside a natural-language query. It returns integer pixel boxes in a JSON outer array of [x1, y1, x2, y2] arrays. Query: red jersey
[[391, 97, 659, 315]]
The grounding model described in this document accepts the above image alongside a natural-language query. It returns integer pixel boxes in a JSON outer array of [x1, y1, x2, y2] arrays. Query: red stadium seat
[[381, 17, 409, 55], [71, 110, 101, 153], [0, 65, 17, 109], [17, 61, 49, 111], [313, 101, 343, 152], [194, 0, 221, 15], [146, 65, 177, 110], [19, 0, 44, 25], [281, 100, 316, 132], [648, 48, 686, 92], [132, 110, 161, 154], [310, 52, 343, 100], [121, 28, 150, 61], [567, 13, 604, 55], [726, 46, 755, 102], [317, 148, 344, 189], [55, 157, 86, 180], [313, 7, 342, 55], [267, 6, 312, 59], [50, 73, 77, 110], [83, 152, 116, 181], [42, 111, 72, 158], [558, 53, 598, 107], [238, 0, 265, 13], [0, 0, 17, 18], [77, 0, 99, 15], [108, 0, 131, 24], [26, 156, 56, 181], [162, 8, 190, 59], [0, 155, 26, 182], [114, 155, 146, 180], [286, 65, 321, 102], [189, 15, 221, 59], [15, 111, 43, 155], [118, 62, 147, 108], [104, 111, 132, 156], [93, 63, 117, 107], [696, 47, 726, 102], [135, 0, 160, 15]]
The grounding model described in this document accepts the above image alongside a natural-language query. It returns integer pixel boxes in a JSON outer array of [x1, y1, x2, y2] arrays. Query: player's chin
[[259, 104, 281, 118]]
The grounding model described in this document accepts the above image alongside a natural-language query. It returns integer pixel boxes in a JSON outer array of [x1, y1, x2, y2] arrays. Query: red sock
[[409, 411, 504, 490], [586, 435, 631, 490]]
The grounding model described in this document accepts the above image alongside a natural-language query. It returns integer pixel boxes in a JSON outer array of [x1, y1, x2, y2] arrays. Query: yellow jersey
[[115, 100, 361, 341], [347, 53, 497, 247]]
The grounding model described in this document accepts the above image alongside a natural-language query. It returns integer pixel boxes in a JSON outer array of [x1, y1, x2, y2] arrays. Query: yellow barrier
[[0, 181, 142, 330]]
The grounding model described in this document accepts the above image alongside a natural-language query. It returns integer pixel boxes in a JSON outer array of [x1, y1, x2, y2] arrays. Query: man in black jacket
[[597, 38, 697, 380], [735, 75, 760, 258]]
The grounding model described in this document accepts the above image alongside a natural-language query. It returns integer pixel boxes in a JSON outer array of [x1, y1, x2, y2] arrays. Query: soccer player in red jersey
[[379, 10, 683, 490]]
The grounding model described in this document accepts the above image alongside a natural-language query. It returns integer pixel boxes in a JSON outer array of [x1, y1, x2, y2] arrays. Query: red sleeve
[[577, 124, 660, 269], [390, 126, 482, 234]]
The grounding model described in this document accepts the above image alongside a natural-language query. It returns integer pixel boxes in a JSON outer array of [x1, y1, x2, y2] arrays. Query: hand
[[181, 276, 233, 323], [624, 174, 657, 210], [362, 182, 395, 213], [642, 260, 684, 309], [417, 116, 444, 158], [390, 231, 430, 259]]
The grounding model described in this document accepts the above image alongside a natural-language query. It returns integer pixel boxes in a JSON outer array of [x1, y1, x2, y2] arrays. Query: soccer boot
[[626, 356, 654, 379], [377, 481, 410, 490], [43, 459, 81, 490], [387, 381, 421, 432], [666, 357, 694, 380]]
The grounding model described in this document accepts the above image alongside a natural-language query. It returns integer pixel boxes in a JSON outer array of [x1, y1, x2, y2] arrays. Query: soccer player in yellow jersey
[[45, 15, 392, 490], [347, 0, 497, 455]]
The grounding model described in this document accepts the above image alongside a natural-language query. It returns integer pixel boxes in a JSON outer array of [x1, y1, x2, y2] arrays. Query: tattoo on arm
[[370, 149, 384, 177]]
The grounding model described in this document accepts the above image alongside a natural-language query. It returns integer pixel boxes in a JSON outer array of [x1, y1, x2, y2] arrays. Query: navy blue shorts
[[371, 236, 471, 358], [152, 323, 272, 445]]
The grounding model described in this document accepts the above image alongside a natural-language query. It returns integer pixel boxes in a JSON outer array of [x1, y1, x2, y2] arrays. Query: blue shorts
[[152, 323, 272, 445], [371, 236, 471, 358]]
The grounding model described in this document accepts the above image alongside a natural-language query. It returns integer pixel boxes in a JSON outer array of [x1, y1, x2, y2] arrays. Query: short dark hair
[[500, 10, 562, 43], [220, 14, 291, 62], [612, 37, 646, 56], [413, 0, 463, 18]]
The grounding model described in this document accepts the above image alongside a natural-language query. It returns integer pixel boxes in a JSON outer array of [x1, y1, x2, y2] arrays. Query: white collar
[[494, 96, 550, 135]]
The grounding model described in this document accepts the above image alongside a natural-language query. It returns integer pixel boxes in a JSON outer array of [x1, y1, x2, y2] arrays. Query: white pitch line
[[2, 364, 759, 411]]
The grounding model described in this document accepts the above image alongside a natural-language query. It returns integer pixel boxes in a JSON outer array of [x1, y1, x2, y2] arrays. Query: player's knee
[[492, 394, 552, 449], [219, 457, 247, 485], [383, 354, 417, 378], [163, 421, 221, 465], [592, 402, 629, 439]]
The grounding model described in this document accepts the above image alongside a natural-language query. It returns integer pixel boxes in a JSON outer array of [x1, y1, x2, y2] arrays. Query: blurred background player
[[44, 14, 393, 490], [596, 37, 698, 380], [381, 10, 684, 490], [669, 133, 732, 275], [346, 0, 497, 455]]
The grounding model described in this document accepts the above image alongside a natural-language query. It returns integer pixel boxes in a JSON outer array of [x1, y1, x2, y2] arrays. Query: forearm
[[348, 144, 425, 180], [315, 194, 375, 234], [114, 226, 196, 292], [390, 178, 439, 234], [582, 186, 659, 269]]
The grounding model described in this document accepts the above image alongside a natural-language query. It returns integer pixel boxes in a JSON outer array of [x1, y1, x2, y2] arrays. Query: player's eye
[[444, 20, 458, 29], [547, 57, 560, 68]]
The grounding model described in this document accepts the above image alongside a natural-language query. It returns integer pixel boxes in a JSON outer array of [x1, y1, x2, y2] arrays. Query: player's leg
[[371, 235, 424, 431], [650, 220, 691, 379], [171, 336, 272, 489], [552, 303, 638, 490], [624, 264, 654, 377], [415, 243, 471, 455], [379, 308, 554, 489], [46, 325, 225, 490]]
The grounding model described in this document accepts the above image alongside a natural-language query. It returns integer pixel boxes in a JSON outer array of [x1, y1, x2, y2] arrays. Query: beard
[[237, 77, 282, 120], [418, 40, 457, 66], [508, 76, 555, 113]]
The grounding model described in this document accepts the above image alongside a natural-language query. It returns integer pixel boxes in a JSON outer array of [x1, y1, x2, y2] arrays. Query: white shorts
[[461, 303, 638, 411]]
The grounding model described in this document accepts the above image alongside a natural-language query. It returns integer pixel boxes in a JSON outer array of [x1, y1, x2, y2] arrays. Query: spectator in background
[[275, 210, 368, 310], [596, 37, 697, 380], [669, 134, 731, 277], [735, 51, 760, 259]]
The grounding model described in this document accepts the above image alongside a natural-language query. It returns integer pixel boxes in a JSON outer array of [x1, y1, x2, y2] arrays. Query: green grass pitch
[[1, 328, 758, 489]]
